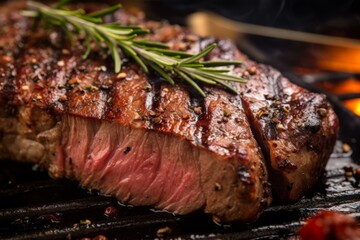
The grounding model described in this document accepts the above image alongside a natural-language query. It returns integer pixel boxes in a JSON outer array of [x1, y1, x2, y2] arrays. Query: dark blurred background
[[139, 0, 360, 38]]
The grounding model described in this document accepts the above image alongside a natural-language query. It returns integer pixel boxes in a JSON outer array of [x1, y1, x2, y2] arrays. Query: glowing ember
[[315, 47, 360, 73], [316, 79, 360, 116], [344, 99, 360, 116], [316, 78, 360, 94]]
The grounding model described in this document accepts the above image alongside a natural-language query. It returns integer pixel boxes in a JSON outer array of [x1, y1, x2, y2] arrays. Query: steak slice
[[0, 0, 338, 222], [238, 63, 338, 201], [200, 41, 338, 202]]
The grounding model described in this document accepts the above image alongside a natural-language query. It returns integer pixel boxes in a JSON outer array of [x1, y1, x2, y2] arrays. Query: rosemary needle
[[22, 0, 247, 97]]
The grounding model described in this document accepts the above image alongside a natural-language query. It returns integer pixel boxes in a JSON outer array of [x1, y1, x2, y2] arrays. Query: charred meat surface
[[0, 0, 337, 222], [238, 63, 338, 201]]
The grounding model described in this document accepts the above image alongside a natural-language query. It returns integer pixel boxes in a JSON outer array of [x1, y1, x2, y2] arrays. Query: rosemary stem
[[24, 0, 247, 97]]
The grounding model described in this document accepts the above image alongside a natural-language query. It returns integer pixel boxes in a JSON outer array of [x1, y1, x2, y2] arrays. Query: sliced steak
[[0, 0, 338, 222], [0, 1, 271, 222], [203, 41, 338, 202], [239, 63, 338, 201]]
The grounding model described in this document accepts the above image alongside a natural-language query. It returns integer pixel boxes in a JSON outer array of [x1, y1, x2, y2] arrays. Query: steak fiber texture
[[0, 1, 338, 222]]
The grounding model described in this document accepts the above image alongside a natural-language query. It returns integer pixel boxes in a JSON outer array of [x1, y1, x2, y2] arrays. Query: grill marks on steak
[[0, 1, 338, 222], [59, 81, 269, 220], [0, 7, 271, 222]]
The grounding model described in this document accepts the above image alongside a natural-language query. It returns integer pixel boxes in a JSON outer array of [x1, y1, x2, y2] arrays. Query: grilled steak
[[0, 1, 337, 222], [239, 64, 338, 201]]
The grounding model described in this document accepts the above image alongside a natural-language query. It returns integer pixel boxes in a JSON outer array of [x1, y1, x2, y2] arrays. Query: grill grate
[[0, 142, 358, 240]]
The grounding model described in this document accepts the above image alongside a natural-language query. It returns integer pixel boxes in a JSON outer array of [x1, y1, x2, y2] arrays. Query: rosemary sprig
[[22, 1, 247, 97]]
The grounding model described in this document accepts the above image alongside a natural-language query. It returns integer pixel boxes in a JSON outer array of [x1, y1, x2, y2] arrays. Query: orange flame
[[316, 79, 360, 116], [317, 78, 360, 94], [308, 46, 360, 117], [343, 99, 360, 116], [315, 47, 360, 73]]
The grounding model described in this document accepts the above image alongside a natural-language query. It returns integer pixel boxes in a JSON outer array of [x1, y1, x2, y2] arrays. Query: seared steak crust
[[0, 1, 337, 222], [240, 65, 338, 201], [206, 41, 338, 201]]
